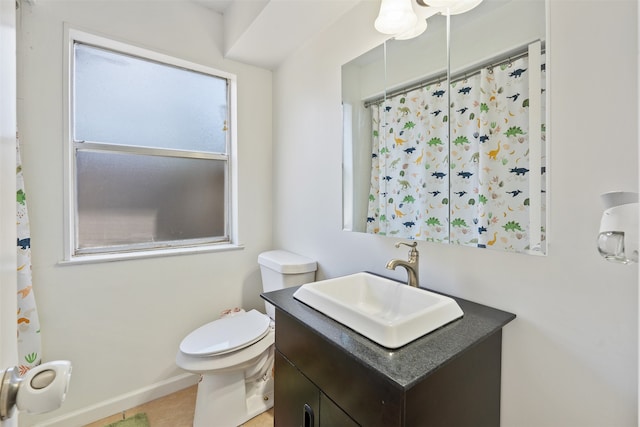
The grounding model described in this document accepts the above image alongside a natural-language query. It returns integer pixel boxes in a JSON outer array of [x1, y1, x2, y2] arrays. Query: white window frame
[[62, 26, 241, 264]]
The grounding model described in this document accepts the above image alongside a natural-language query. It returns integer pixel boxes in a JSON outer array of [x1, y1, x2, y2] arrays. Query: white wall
[[273, 1, 638, 426], [16, 1, 273, 425]]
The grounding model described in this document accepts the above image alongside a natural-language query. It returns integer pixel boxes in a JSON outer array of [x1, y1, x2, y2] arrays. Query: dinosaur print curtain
[[450, 54, 546, 251], [367, 49, 546, 253], [16, 139, 42, 375], [367, 82, 450, 242]]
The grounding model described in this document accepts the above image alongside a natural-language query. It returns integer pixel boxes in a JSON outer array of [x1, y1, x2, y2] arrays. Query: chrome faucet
[[386, 241, 419, 287]]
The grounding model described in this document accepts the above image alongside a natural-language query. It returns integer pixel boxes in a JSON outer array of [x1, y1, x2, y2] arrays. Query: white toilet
[[176, 250, 317, 427]]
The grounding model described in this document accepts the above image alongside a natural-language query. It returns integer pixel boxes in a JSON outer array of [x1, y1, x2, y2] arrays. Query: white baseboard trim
[[32, 373, 199, 427]]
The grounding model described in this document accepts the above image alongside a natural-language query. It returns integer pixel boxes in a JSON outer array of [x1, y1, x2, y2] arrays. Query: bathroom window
[[65, 29, 238, 261]]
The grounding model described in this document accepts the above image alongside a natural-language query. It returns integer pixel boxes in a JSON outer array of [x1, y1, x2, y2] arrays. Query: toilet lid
[[179, 309, 271, 357]]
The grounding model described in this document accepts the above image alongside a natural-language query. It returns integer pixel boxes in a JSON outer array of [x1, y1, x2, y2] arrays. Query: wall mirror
[[342, 0, 547, 255]]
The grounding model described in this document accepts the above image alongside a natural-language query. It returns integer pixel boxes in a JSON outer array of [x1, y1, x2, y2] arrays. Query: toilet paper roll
[[16, 360, 72, 414]]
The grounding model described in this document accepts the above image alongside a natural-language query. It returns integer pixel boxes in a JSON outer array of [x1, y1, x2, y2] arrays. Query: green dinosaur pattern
[[504, 126, 526, 137], [452, 136, 470, 146], [426, 217, 443, 226], [427, 137, 444, 147], [402, 195, 416, 203], [503, 221, 524, 232], [17, 189, 26, 205], [451, 218, 468, 228]]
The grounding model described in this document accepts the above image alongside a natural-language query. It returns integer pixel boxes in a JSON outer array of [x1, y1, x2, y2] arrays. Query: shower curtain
[[449, 54, 546, 252], [16, 139, 42, 375], [367, 49, 546, 253], [367, 82, 450, 242]]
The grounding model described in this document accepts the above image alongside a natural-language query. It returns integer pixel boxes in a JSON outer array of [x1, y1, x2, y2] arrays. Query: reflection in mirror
[[342, 14, 448, 237], [342, 0, 547, 255], [448, 0, 546, 254]]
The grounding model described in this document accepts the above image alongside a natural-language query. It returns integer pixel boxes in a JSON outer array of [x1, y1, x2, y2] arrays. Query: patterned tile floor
[[84, 385, 273, 427]]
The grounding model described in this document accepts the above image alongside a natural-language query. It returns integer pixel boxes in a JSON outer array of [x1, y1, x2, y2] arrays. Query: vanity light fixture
[[394, 1, 439, 40], [375, 0, 484, 39], [597, 191, 639, 264], [374, 0, 418, 35]]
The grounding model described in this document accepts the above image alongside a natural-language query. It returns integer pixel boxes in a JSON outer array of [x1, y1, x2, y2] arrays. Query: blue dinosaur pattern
[[509, 68, 527, 78], [510, 167, 529, 176], [17, 238, 30, 249]]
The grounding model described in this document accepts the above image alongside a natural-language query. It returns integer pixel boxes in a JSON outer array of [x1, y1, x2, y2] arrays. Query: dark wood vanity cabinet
[[264, 286, 516, 427], [275, 350, 358, 427]]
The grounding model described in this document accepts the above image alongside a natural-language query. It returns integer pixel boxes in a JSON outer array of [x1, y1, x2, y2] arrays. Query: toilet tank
[[258, 250, 317, 319]]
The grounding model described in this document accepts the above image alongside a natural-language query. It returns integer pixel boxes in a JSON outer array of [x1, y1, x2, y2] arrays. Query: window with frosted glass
[[71, 41, 232, 256]]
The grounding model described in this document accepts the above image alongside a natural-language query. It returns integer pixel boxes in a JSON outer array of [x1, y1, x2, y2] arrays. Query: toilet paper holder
[[0, 360, 72, 420]]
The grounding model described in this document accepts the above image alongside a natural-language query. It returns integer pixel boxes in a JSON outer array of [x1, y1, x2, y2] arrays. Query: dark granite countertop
[[261, 280, 515, 390]]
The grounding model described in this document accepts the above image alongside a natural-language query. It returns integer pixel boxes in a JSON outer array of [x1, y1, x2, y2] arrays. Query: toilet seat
[[179, 309, 270, 357]]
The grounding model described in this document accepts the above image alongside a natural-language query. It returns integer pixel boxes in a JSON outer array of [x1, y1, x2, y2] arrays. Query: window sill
[[58, 243, 245, 265]]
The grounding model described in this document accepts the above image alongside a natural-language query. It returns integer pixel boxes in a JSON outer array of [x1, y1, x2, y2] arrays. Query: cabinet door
[[275, 350, 319, 427], [320, 393, 360, 427]]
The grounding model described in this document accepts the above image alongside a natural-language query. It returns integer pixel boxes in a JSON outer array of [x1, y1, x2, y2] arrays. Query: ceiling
[[194, 0, 362, 69]]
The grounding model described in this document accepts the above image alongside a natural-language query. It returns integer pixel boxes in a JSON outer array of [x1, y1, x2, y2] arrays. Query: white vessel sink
[[292, 272, 464, 349]]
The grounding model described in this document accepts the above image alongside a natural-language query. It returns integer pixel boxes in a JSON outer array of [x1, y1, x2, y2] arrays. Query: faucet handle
[[396, 241, 418, 262], [395, 241, 417, 249]]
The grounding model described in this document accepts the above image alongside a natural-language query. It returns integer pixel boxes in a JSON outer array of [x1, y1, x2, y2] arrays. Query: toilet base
[[193, 366, 274, 427]]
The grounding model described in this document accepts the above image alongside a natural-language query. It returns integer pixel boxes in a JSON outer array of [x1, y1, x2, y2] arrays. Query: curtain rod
[[363, 41, 545, 108]]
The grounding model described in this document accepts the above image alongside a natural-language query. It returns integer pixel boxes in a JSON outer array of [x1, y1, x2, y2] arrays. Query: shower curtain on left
[[16, 139, 42, 375]]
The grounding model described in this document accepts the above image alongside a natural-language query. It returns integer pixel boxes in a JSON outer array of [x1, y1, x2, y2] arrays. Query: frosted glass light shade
[[375, 0, 418, 35], [394, 0, 436, 40], [394, 18, 427, 40]]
